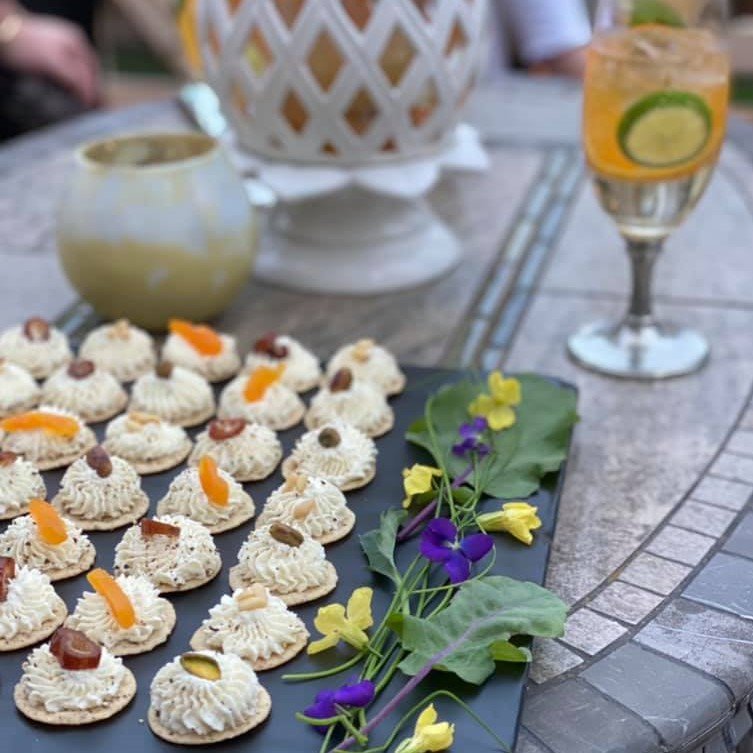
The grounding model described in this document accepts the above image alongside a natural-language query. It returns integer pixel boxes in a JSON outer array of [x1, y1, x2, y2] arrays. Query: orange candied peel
[[0, 411, 79, 438], [87, 568, 136, 630], [169, 318, 223, 357], [198, 455, 230, 507], [243, 364, 286, 403], [29, 499, 68, 545]]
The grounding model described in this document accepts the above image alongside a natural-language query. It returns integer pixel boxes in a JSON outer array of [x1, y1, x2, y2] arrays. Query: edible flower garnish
[[303, 679, 376, 734], [477, 502, 542, 546], [468, 371, 521, 431], [395, 704, 455, 753], [402, 464, 443, 509], [420, 518, 493, 584], [307, 587, 374, 655], [452, 417, 490, 458]]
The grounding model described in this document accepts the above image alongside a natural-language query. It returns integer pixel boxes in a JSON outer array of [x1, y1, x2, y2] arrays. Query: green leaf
[[489, 641, 532, 663], [360, 509, 407, 584], [630, 0, 685, 27], [407, 375, 578, 499], [394, 576, 567, 685]]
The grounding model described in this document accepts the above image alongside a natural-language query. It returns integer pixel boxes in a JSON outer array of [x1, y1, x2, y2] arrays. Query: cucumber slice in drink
[[618, 91, 712, 168], [630, 0, 685, 27]]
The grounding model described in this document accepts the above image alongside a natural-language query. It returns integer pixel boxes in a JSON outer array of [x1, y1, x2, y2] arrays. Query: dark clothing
[[20, 0, 100, 40]]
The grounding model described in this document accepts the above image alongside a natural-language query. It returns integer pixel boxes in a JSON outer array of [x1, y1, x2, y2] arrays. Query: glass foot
[[567, 321, 709, 380]]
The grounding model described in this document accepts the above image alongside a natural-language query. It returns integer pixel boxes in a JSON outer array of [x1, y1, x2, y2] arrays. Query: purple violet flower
[[304, 679, 376, 734], [452, 417, 491, 458], [420, 518, 494, 584]]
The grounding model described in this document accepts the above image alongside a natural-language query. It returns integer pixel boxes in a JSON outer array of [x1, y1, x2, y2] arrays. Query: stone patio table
[[3, 76, 753, 753]]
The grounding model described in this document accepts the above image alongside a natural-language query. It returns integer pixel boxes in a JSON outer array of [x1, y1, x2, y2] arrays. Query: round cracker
[[148, 686, 271, 745], [281, 456, 376, 493], [256, 507, 355, 546], [175, 404, 217, 429], [303, 408, 393, 438], [385, 373, 407, 397], [14, 667, 137, 725], [155, 558, 222, 595], [190, 626, 309, 672], [52, 493, 150, 532], [76, 392, 129, 425], [31, 433, 98, 472], [41, 540, 96, 583], [228, 561, 337, 606], [110, 438, 193, 476], [156, 494, 255, 537], [0, 396, 41, 421], [0, 504, 31, 522], [0, 597, 67, 652], [267, 403, 305, 432]]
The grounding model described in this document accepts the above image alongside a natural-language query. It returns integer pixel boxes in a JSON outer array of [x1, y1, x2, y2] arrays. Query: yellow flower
[[307, 587, 374, 655], [402, 464, 443, 508], [468, 371, 521, 431], [395, 704, 455, 753], [477, 502, 542, 545]]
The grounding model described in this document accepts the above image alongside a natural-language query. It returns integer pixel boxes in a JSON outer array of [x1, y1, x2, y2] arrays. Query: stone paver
[[722, 512, 753, 560], [692, 476, 753, 511], [619, 553, 692, 596], [710, 454, 753, 485], [740, 408, 753, 432], [671, 500, 737, 538], [530, 640, 584, 684], [582, 642, 731, 748], [561, 609, 627, 656], [515, 729, 552, 753], [636, 599, 753, 698], [645, 526, 716, 566], [522, 680, 662, 753], [589, 582, 664, 625], [727, 429, 753, 457], [685, 552, 753, 619]]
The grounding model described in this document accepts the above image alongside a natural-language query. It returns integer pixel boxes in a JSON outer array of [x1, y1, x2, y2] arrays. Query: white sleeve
[[503, 0, 592, 64]]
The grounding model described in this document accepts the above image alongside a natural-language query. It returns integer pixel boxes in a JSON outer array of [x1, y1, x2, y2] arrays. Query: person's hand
[[0, 13, 101, 106], [529, 47, 588, 79]]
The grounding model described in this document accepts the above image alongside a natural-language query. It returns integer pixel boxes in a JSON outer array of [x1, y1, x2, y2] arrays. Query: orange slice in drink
[[1, 411, 79, 438], [243, 364, 285, 403], [29, 499, 68, 545], [87, 568, 136, 629], [169, 318, 223, 356], [198, 455, 230, 507]]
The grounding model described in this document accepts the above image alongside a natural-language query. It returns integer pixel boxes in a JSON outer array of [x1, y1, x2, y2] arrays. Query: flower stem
[[283, 651, 365, 682], [397, 500, 438, 542]]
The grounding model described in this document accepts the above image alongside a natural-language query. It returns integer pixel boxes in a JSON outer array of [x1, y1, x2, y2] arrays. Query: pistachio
[[269, 522, 304, 548], [155, 360, 174, 379], [318, 427, 341, 448], [180, 652, 222, 681], [329, 368, 353, 392], [23, 317, 51, 342], [67, 359, 96, 380], [352, 338, 375, 363], [110, 319, 131, 340], [282, 474, 308, 493], [86, 446, 112, 478], [293, 498, 316, 521], [0, 451, 18, 467], [235, 584, 269, 611]]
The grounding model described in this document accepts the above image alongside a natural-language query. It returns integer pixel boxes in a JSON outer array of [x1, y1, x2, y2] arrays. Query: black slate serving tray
[[0, 366, 573, 752]]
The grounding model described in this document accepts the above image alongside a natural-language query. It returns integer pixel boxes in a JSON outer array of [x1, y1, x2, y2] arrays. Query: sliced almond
[[235, 584, 269, 611], [110, 319, 131, 340], [126, 411, 161, 431], [352, 338, 375, 363], [293, 498, 316, 521], [283, 474, 308, 494]]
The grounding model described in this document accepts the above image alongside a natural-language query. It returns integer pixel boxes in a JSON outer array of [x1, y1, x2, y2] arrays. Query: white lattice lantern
[[195, 0, 490, 294]]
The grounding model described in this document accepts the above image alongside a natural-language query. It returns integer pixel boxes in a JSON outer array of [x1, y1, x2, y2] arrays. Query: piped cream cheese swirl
[[258, 477, 350, 538], [104, 414, 189, 464], [0, 456, 46, 517], [79, 322, 156, 382], [235, 525, 330, 595], [198, 590, 308, 662], [55, 456, 146, 521], [218, 378, 304, 430], [150, 651, 262, 736], [114, 515, 220, 590], [0, 515, 93, 572], [189, 423, 282, 481], [130, 366, 214, 424], [42, 367, 126, 419], [66, 574, 171, 649], [243, 336, 321, 392], [19, 644, 128, 713], [0, 361, 40, 416], [0, 325, 72, 379], [162, 333, 240, 382], [157, 467, 253, 528], [0, 567, 62, 639], [305, 381, 392, 437]]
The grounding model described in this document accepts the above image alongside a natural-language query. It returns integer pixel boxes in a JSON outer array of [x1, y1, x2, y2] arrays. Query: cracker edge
[[51, 492, 150, 532], [280, 457, 377, 493], [0, 597, 67, 652], [228, 561, 338, 606], [46, 540, 97, 582]]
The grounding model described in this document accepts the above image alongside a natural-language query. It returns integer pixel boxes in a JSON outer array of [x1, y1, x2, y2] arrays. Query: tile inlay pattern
[[5, 79, 753, 753]]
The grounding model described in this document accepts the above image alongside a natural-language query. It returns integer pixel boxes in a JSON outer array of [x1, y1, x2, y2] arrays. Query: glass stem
[[624, 238, 662, 331]]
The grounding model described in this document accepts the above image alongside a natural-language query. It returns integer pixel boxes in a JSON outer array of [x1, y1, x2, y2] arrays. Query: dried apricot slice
[[198, 455, 230, 507], [87, 568, 136, 629], [169, 318, 223, 356], [50, 627, 101, 670], [243, 364, 285, 403], [29, 499, 67, 545], [0, 411, 79, 438]]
